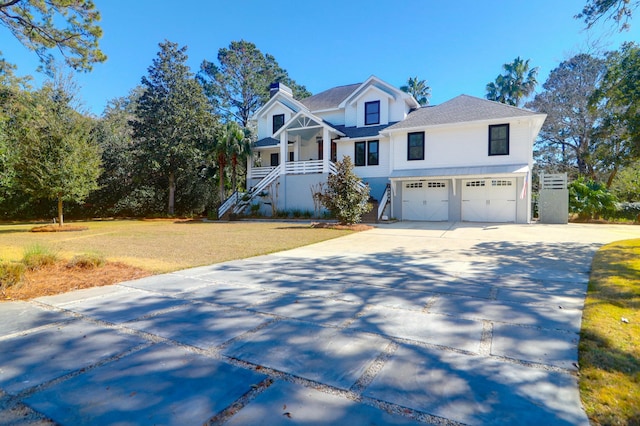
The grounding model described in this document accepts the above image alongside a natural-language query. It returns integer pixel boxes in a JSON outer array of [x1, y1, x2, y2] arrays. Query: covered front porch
[[248, 111, 344, 181]]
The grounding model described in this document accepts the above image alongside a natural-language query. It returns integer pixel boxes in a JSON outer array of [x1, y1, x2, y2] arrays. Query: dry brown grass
[[0, 219, 356, 300]]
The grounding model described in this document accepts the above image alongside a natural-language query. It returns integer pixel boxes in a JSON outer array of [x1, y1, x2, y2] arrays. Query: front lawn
[[579, 238, 640, 425], [0, 219, 352, 300]]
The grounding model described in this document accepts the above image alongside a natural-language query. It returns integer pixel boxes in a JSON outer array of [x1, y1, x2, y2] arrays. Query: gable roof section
[[341, 76, 420, 109], [300, 83, 361, 111], [255, 90, 307, 119], [273, 109, 346, 138], [385, 95, 543, 131]]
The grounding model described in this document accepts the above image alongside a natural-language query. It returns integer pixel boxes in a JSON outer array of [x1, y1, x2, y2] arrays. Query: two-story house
[[224, 76, 545, 223]]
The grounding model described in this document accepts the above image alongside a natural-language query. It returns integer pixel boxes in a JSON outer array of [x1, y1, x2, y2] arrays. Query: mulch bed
[[30, 224, 89, 232], [310, 222, 373, 231], [1, 261, 151, 301]]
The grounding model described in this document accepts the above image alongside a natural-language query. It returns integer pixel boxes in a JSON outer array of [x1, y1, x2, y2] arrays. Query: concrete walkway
[[1, 222, 638, 425]]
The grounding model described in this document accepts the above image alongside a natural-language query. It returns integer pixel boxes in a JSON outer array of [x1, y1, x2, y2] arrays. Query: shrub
[[22, 244, 58, 270], [607, 202, 640, 222], [320, 156, 371, 224], [67, 253, 105, 269], [291, 209, 303, 218], [250, 203, 261, 216], [275, 209, 290, 219], [569, 177, 617, 220], [0, 261, 26, 289]]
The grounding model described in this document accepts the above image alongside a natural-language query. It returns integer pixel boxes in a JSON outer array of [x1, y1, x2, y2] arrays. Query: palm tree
[[401, 76, 431, 106], [229, 126, 252, 193], [486, 57, 538, 107], [213, 121, 241, 203]]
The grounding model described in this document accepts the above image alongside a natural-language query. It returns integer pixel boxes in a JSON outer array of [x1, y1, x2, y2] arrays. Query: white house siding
[[257, 104, 294, 140], [314, 110, 345, 126], [389, 120, 532, 171], [354, 87, 391, 127]]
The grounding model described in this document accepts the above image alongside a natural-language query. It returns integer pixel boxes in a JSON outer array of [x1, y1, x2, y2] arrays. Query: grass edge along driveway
[[0, 220, 353, 273], [579, 238, 640, 425]]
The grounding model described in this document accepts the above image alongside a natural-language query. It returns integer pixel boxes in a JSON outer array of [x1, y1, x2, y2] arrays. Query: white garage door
[[462, 179, 516, 222], [402, 181, 449, 221]]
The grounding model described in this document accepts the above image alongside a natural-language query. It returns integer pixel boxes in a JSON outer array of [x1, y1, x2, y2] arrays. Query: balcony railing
[[285, 159, 323, 174], [251, 166, 277, 179], [251, 160, 326, 178]]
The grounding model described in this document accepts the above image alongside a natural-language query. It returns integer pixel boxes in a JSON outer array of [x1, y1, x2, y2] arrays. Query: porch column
[[246, 156, 252, 183], [322, 127, 330, 173], [280, 131, 287, 175]]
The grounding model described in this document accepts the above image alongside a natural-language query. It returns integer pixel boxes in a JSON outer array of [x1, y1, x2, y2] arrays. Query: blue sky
[[2, 0, 638, 115]]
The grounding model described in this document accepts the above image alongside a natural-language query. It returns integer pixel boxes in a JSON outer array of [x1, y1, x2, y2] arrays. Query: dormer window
[[365, 101, 380, 125], [273, 114, 285, 134]]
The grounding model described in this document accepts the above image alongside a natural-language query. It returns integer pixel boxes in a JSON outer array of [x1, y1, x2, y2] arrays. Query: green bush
[[320, 156, 371, 224], [250, 203, 261, 216], [608, 202, 640, 222], [67, 253, 105, 269], [0, 261, 26, 289], [22, 244, 59, 270], [569, 177, 617, 220]]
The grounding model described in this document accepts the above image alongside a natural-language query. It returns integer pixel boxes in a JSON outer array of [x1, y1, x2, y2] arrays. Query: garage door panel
[[462, 179, 516, 222], [402, 181, 449, 221], [402, 182, 425, 221]]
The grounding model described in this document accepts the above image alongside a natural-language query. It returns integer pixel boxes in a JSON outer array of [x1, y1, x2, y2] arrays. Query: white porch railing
[[224, 160, 369, 218], [285, 160, 324, 175], [251, 166, 276, 179], [377, 184, 390, 220], [218, 191, 241, 218], [232, 164, 282, 214]]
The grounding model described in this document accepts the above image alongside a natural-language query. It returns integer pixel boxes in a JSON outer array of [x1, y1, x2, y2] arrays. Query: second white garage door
[[462, 178, 516, 222], [402, 181, 449, 221]]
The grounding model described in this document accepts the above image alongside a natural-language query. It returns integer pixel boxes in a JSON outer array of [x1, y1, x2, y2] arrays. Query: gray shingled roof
[[385, 95, 539, 131], [333, 123, 397, 139], [300, 83, 361, 111], [254, 137, 279, 147]]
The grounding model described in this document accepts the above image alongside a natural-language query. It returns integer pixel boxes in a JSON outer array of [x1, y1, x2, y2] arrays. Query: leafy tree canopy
[[576, 0, 639, 30], [199, 40, 310, 127], [0, 0, 105, 72], [401, 76, 431, 106], [592, 42, 640, 161], [486, 57, 538, 107], [13, 72, 102, 225], [527, 54, 608, 179], [133, 40, 217, 215]]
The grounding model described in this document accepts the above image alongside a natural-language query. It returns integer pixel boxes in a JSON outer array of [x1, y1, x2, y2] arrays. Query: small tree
[[320, 156, 371, 224], [14, 82, 101, 226]]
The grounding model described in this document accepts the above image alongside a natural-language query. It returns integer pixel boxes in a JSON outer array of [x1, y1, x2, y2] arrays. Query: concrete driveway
[[1, 222, 638, 425]]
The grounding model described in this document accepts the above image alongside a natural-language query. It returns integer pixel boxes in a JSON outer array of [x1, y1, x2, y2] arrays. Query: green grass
[[0, 219, 352, 273], [21, 244, 59, 270], [579, 238, 640, 425]]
